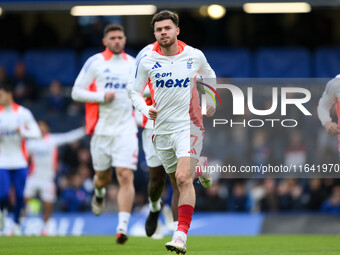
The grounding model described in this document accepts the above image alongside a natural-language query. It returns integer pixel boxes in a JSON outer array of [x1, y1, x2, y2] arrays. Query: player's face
[[0, 89, 10, 106], [103, 30, 126, 54], [154, 19, 179, 48]]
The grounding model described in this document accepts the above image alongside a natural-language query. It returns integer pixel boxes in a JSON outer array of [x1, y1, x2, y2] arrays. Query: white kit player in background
[[317, 74, 340, 142], [24, 120, 86, 236], [129, 10, 216, 254], [72, 24, 138, 244], [0, 83, 41, 236]]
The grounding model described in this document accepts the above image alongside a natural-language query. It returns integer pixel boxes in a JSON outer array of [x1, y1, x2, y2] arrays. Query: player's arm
[[317, 78, 340, 136], [71, 57, 114, 103], [197, 50, 217, 117], [19, 109, 42, 139], [128, 59, 157, 120], [52, 126, 86, 146]]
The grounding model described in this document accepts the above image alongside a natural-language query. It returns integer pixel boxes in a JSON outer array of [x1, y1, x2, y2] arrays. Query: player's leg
[[90, 135, 113, 216], [40, 181, 56, 236], [169, 176, 179, 230], [10, 167, 28, 235], [143, 128, 170, 236], [0, 169, 11, 232], [145, 165, 167, 236], [165, 129, 201, 254], [112, 130, 138, 244], [92, 169, 112, 215], [165, 157, 197, 254], [115, 167, 135, 244]]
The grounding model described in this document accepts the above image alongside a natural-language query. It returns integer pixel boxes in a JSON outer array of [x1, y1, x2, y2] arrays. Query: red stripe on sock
[[177, 204, 194, 234]]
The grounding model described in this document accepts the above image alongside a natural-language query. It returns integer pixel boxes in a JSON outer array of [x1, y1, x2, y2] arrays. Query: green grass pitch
[[0, 235, 338, 255]]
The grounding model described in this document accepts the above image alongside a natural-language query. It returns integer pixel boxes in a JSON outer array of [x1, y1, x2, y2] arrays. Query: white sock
[[173, 221, 178, 231], [172, 221, 179, 239], [116, 212, 131, 234], [174, 230, 187, 242], [95, 187, 106, 198], [149, 198, 161, 212]]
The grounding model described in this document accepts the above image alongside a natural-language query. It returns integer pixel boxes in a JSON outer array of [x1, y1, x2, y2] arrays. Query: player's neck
[[161, 40, 179, 56], [3, 99, 14, 107]]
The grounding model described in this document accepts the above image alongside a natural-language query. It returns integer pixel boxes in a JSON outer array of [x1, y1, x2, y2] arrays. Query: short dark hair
[[0, 83, 14, 93], [151, 10, 179, 29], [103, 23, 125, 37]]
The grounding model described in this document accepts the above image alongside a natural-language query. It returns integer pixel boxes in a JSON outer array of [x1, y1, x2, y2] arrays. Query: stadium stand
[[314, 47, 340, 78], [255, 47, 311, 78], [23, 50, 77, 86], [203, 48, 252, 78], [0, 50, 20, 77]]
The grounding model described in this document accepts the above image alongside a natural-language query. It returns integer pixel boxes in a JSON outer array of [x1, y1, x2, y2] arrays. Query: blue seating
[[203, 48, 251, 78], [256, 47, 311, 78], [23, 50, 77, 86], [0, 50, 20, 77], [1, 46, 339, 86], [315, 47, 340, 78], [80, 48, 102, 68]]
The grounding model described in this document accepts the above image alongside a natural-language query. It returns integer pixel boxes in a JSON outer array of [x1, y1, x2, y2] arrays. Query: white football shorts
[[90, 131, 138, 171], [24, 176, 56, 203], [152, 127, 203, 174], [142, 128, 162, 168]]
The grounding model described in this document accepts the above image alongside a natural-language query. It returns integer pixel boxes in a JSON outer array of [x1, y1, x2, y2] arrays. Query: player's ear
[[102, 37, 107, 47], [176, 27, 180, 36]]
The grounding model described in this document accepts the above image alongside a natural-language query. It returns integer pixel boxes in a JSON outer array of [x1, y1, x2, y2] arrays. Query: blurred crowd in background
[[1, 59, 340, 215], [1, 9, 340, 215]]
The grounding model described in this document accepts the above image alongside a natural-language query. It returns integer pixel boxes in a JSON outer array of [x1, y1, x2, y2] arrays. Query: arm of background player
[[52, 126, 86, 146], [71, 57, 105, 103], [20, 109, 42, 139], [317, 78, 338, 126], [127, 60, 153, 119]]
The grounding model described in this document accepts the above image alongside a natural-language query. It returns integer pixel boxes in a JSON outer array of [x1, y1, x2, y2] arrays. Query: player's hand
[[104, 91, 115, 103], [206, 105, 215, 117], [149, 103, 159, 120], [324, 121, 340, 136]]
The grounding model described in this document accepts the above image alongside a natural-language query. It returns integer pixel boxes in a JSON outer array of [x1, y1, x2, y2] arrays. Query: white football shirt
[[72, 48, 137, 136], [130, 41, 216, 135], [26, 127, 86, 181], [0, 103, 41, 169]]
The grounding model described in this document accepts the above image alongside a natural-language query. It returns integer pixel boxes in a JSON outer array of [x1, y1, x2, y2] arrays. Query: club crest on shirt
[[187, 58, 193, 69]]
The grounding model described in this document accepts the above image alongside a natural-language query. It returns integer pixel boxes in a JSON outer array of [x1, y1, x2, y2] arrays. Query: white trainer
[[165, 236, 187, 254], [12, 223, 22, 236], [196, 156, 213, 189], [91, 195, 105, 216]]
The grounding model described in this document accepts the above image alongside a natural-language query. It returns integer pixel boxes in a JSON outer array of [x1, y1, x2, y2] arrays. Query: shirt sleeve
[[127, 57, 152, 118], [71, 56, 105, 103], [51, 127, 86, 146], [20, 109, 42, 139], [317, 78, 339, 126], [197, 50, 217, 107]]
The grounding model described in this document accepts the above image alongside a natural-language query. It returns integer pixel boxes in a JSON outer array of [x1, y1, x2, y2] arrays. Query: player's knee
[[175, 173, 191, 188], [118, 169, 133, 186], [96, 172, 111, 186]]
